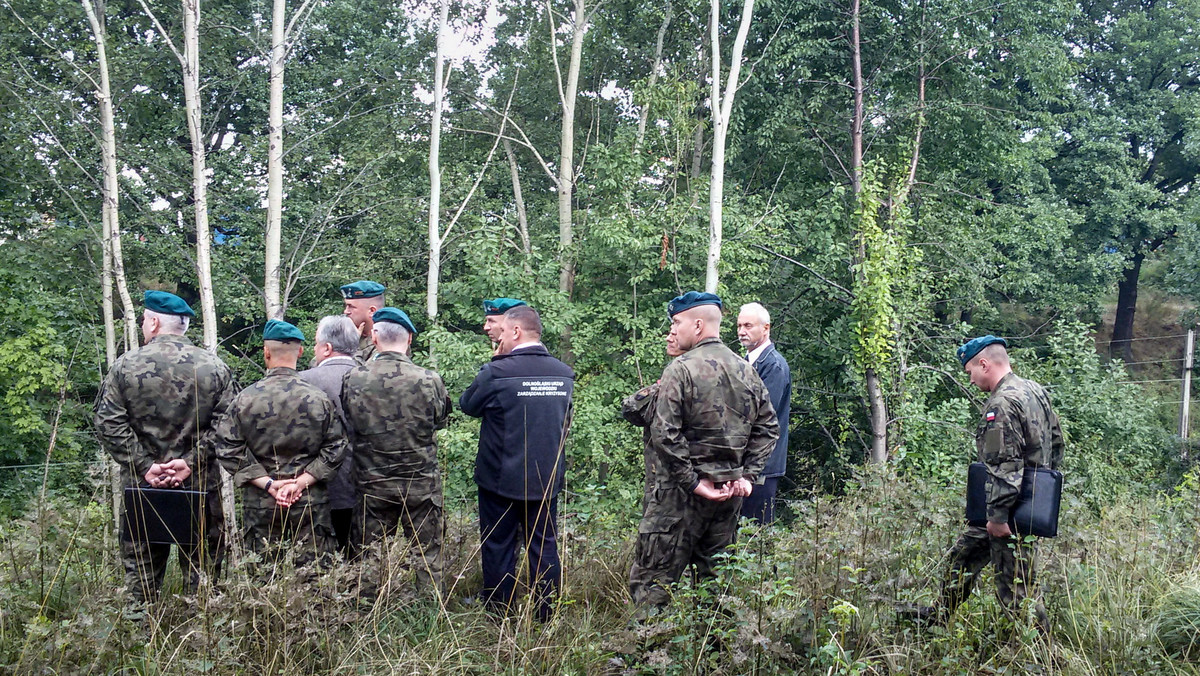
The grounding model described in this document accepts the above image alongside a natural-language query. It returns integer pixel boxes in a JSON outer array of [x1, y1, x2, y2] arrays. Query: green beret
[[143, 290, 195, 317], [483, 297, 527, 316], [340, 280, 386, 300], [667, 291, 723, 317], [262, 319, 305, 343], [957, 335, 1007, 366], [372, 307, 418, 335]]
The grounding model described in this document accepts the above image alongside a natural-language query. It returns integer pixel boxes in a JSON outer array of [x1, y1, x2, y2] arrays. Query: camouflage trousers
[[354, 475, 445, 595], [243, 500, 334, 572], [629, 484, 742, 607], [938, 525, 1048, 628], [120, 487, 225, 602]]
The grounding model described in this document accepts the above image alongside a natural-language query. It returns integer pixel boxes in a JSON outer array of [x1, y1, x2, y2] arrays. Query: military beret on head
[[482, 297, 527, 316], [143, 290, 195, 317], [372, 307, 418, 335], [262, 319, 305, 343], [340, 280, 386, 300], [957, 335, 1008, 367], [667, 291, 723, 317]]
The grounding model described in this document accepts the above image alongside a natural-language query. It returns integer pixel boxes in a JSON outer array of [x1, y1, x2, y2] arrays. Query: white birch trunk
[[704, 0, 754, 294], [557, 0, 587, 297], [264, 0, 286, 319], [81, 0, 129, 534], [426, 0, 448, 322], [503, 138, 531, 260]]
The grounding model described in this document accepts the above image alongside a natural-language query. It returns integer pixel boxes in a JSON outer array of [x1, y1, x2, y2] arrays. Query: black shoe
[[897, 604, 942, 626]]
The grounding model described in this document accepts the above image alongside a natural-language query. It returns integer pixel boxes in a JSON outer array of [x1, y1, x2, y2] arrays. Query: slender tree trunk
[[1111, 251, 1144, 363], [178, 2, 218, 349], [426, 0, 448, 323], [849, 0, 888, 464], [503, 138, 532, 262], [704, 0, 754, 294], [264, 0, 286, 319], [82, 0, 128, 533], [635, 1, 671, 153], [690, 9, 711, 182], [557, 0, 587, 300]]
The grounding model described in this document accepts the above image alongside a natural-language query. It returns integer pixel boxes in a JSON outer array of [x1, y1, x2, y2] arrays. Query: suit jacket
[[752, 344, 791, 479], [299, 355, 357, 510]]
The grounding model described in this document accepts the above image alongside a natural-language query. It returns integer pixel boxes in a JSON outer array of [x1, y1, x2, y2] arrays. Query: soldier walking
[[341, 308, 450, 595], [94, 290, 236, 602], [908, 336, 1064, 628], [629, 292, 779, 609], [215, 319, 348, 570]]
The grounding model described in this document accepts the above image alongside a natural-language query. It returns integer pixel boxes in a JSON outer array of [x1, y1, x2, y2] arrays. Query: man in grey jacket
[[299, 315, 360, 554]]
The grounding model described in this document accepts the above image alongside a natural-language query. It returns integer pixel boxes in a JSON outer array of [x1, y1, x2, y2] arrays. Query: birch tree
[[704, 0, 754, 293], [553, 0, 591, 299], [426, 0, 449, 322], [264, 0, 317, 319]]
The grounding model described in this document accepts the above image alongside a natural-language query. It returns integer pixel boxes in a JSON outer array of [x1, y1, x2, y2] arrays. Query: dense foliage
[[1, 0, 1199, 671]]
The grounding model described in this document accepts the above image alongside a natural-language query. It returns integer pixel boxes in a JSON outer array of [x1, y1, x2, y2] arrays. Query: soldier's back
[[233, 368, 336, 468]]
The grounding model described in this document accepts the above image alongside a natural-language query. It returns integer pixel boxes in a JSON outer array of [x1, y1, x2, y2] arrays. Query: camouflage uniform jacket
[[215, 366, 348, 509], [340, 351, 451, 493], [649, 337, 780, 490], [623, 383, 663, 493], [356, 334, 376, 365], [94, 334, 236, 489], [976, 372, 1065, 524]]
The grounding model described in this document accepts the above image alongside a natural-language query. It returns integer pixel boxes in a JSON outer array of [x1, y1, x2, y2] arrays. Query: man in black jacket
[[460, 305, 574, 620], [736, 302, 791, 524]]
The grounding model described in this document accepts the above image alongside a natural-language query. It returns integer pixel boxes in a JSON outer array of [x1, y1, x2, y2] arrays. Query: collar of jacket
[[317, 355, 357, 367], [375, 351, 414, 365], [693, 336, 723, 349], [265, 366, 299, 377], [492, 344, 551, 360], [149, 334, 192, 347]]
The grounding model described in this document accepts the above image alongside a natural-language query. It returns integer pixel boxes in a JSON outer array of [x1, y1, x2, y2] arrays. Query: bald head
[[964, 343, 1012, 392], [668, 304, 722, 353], [263, 340, 303, 369]]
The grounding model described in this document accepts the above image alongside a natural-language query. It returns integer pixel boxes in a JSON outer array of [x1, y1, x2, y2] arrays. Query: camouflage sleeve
[[433, 374, 451, 431], [93, 365, 154, 479], [305, 400, 347, 482], [1049, 410, 1065, 470], [649, 364, 699, 491], [741, 380, 780, 482], [214, 397, 267, 486], [194, 362, 238, 470], [983, 398, 1023, 524], [621, 384, 658, 428]]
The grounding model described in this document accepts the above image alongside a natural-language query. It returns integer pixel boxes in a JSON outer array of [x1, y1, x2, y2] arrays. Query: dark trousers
[[477, 486, 560, 620], [120, 487, 225, 602], [331, 508, 353, 554], [739, 476, 780, 524]]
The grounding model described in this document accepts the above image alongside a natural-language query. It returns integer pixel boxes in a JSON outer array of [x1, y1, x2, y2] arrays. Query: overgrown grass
[[4, 468, 1200, 674]]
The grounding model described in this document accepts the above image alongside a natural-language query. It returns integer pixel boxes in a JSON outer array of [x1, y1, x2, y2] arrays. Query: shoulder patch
[[986, 410, 996, 422]]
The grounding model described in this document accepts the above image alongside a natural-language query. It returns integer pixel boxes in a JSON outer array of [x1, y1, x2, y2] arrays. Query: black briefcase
[[965, 462, 1063, 538], [122, 487, 204, 546]]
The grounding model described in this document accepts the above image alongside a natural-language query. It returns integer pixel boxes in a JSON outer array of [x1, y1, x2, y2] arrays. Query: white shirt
[[747, 340, 772, 365], [510, 341, 543, 353]]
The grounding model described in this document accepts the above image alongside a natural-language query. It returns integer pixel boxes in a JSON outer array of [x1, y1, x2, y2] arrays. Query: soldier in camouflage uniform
[[629, 292, 779, 608], [621, 335, 683, 506], [341, 307, 450, 594], [341, 280, 386, 363], [911, 336, 1064, 628], [215, 319, 348, 570], [94, 290, 236, 602]]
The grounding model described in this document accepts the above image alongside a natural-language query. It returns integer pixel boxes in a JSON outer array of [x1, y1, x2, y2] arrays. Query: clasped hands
[[693, 477, 753, 502], [144, 459, 192, 488], [261, 473, 314, 508]]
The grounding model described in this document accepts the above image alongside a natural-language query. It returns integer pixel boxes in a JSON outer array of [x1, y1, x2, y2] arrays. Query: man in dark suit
[[736, 302, 791, 524], [460, 305, 574, 620], [298, 315, 360, 554]]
